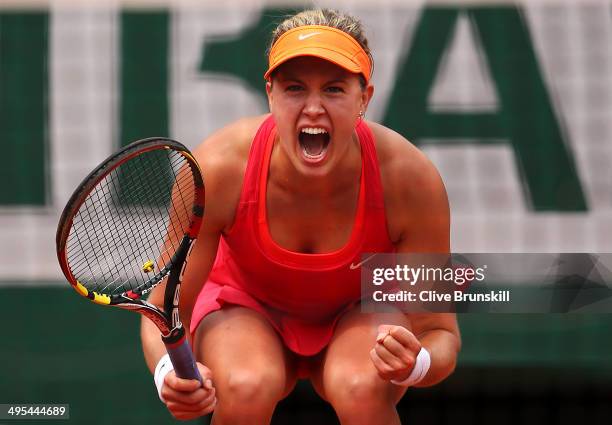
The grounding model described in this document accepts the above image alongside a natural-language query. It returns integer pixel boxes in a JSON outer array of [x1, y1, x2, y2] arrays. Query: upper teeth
[[301, 128, 328, 135]]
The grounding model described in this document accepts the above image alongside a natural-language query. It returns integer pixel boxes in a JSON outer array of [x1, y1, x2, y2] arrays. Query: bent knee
[[218, 368, 288, 405], [324, 369, 396, 409]]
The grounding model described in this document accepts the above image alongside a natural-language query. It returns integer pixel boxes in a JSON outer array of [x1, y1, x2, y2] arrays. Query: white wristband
[[154, 353, 173, 402], [391, 347, 431, 387]]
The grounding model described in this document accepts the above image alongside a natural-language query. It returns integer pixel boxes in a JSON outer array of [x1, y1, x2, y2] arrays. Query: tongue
[[300, 133, 326, 156]]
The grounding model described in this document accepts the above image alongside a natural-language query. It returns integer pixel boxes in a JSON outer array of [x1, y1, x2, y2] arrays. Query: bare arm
[[137, 118, 259, 420], [374, 123, 461, 386], [395, 145, 460, 387], [137, 144, 226, 420], [140, 117, 257, 373], [140, 224, 221, 373]]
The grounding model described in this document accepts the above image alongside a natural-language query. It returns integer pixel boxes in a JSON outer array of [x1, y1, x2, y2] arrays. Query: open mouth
[[298, 127, 330, 163]]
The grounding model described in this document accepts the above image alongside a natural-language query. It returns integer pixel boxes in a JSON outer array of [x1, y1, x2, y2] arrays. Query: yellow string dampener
[[142, 260, 155, 273]]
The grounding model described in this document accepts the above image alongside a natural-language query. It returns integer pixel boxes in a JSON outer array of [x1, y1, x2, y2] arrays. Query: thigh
[[310, 306, 411, 404], [194, 306, 298, 398]]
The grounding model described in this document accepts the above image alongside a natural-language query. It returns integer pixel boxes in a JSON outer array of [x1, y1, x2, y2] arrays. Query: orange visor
[[264, 25, 372, 83]]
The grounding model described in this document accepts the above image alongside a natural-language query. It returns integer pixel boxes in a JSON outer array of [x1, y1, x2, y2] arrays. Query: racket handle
[[163, 335, 203, 383]]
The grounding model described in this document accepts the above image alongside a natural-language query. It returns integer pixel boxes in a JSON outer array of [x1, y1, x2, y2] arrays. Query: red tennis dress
[[190, 116, 394, 356]]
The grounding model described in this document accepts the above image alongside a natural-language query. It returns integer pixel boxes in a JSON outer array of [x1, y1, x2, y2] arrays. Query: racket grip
[[164, 336, 203, 383]]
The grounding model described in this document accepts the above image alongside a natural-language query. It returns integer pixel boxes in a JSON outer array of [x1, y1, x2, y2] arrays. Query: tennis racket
[[56, 137, 204, 381]]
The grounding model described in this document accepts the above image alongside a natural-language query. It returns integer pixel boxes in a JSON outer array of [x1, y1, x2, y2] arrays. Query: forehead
[[273, 56, 358, 82]]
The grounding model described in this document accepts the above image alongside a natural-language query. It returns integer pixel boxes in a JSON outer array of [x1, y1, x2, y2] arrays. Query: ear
[[265, 81, 273, 111], [360, 84, 374, 113]]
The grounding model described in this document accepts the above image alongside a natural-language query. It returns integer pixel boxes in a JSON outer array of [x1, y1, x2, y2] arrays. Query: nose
[[302, 92, 325, 117]]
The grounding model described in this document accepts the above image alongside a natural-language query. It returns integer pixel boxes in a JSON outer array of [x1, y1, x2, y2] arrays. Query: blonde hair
[[268, 9, 373, 85]]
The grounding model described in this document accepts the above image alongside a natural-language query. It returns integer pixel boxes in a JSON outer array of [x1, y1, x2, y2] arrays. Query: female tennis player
[[141, 8, 460, 424]]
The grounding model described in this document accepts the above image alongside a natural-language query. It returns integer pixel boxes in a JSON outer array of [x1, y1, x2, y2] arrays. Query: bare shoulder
[[191, 114, 269, 233], [368, 122, 441, 189], [367, 121, 449, 251], [192, 115, 266, 169]]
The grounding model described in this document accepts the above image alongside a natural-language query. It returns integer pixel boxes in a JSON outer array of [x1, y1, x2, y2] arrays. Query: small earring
[[358, 110, 364, 119]]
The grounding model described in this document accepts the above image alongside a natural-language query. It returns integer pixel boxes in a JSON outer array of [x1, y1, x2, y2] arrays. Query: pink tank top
[[191, 115, 394, 355]]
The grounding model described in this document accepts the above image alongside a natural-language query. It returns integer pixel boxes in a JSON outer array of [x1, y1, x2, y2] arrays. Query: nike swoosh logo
[[298, 32, 321, 41], [349, 254, 378, 270]]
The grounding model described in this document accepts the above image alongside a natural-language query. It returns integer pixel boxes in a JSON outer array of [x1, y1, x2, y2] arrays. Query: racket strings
[[124, 155, 194, 252], [122, 153, 194, 244], [66, 149, 198, 295], [86, 152, 190, 290], [67, 172, 171, 278], [69, 189, 122, 291], [112, 157, 177, 265], [68, 185, 166, 293], [97, 157, 194, 294], [71, 153, 193, 293]]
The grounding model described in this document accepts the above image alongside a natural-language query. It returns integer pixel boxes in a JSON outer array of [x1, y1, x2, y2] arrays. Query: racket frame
[[56, 137, 205, 380]]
